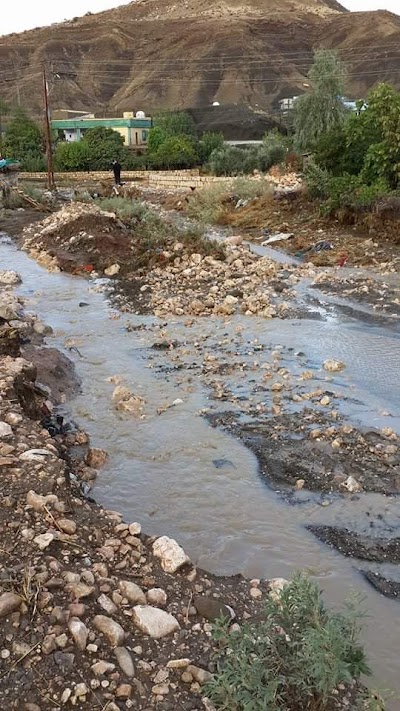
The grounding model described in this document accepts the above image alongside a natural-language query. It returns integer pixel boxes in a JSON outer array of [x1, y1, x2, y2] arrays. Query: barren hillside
[[0, 0, 399, 122]]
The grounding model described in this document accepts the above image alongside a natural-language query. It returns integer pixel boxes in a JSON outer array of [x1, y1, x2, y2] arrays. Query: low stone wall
[[19, 169, 235, 192]]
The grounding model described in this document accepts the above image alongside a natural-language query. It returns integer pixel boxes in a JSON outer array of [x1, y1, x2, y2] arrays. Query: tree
[[198, 131, 224, 162], [4, 108, 44, 169], [0, 99, 10, 152], [294, 50, 348, 151], [150, 135, 198, 169], [54, 140, 92, 172], [361, 83, 400, 188], [82, 126, 124, 170], [153, 111, 196, 138]]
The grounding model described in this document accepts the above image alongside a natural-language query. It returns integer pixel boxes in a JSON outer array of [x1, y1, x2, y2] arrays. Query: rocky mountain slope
[[0, 0, 399, 119]]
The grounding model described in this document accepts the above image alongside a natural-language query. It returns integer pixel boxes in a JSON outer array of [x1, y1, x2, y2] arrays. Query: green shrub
[[208, 146, 258, 176], [149, 135, 198, 169], [205, 573, 372, 711], [304, 161, 332, 199], [257, 143, 286, 172], [54, 141, 92, 172], [82, 126, 124, 170], [198, 131, 225, 162]]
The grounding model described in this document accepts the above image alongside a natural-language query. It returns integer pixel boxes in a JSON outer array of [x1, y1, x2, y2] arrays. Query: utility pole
[[42, 67, 55, 190]]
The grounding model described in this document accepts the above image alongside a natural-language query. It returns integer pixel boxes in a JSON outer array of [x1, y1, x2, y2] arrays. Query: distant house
[[51, 111, 152, 147], [279, 95, 363, 114]]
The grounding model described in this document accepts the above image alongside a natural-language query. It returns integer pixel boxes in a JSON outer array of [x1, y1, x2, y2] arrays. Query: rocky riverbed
[[2, 196, 400, 706], [0, 271, 288, 711]]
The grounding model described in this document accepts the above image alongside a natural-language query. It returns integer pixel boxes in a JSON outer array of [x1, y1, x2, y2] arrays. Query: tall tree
[[4, 108, 44, 169], [294, 50, 348, 151]]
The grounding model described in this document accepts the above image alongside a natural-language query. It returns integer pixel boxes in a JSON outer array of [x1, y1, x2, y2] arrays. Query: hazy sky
[[0, 0, 398, 36]]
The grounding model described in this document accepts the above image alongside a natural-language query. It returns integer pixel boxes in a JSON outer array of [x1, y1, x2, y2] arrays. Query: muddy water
[[1, 237, 400, 697]]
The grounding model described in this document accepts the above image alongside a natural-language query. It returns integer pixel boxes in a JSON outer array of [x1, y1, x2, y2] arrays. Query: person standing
[[112, 159, 122, 185]]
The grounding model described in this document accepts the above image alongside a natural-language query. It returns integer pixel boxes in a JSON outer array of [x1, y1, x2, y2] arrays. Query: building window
[[142, 130, 148, 142]]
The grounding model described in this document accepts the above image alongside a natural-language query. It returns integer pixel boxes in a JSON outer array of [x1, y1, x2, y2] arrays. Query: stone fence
[[19, 169, 236, 192]]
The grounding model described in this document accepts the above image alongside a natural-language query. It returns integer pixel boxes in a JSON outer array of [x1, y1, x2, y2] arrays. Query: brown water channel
[[1, 235, 400, 701]]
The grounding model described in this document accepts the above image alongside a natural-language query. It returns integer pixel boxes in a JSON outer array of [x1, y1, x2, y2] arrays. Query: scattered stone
[[119, 580, 146, 605], [93, 615, 125, 647], [132, 606, 180, 639], [115, 647, 135, 678], [152, 536, 190, 573], [33, 532, 54, 550], [98, 593, 118, 615], [57, 518, 77, 535], [187, 665, 212, 685], [342, 476, 363, 493], [268, 578, 289, 601], [85, 447, 108, 468], [146, 588, 167, 607], [0, 592, 22, 618], [194, 596, 235, 622], [105, 263, 121, 277], [116, 683, 132, 698], [167, 658, 191, 669], [0, 421, 13, 439], [68, 618, 89, 651], [323, 359, 345, 373], [91, 660, 116, 675]]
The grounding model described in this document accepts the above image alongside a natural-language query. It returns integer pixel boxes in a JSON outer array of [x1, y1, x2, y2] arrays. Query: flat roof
[[52, 117, 152, 129]]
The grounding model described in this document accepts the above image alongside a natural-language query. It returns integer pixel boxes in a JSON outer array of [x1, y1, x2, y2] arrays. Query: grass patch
[[231, 176, 274, 201], [205, 573, 381, 711], [97, 195, 225, 267], [186, 184, 228, 224]]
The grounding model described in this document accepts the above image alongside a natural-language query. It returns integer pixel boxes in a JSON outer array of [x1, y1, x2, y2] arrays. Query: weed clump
[[205, 573, 378, 711]]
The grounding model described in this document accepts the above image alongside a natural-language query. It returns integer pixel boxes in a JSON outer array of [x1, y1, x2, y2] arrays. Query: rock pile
[[143, 243, 314, 319]]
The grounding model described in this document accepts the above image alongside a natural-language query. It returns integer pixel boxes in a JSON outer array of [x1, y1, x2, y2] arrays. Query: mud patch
[[362, 571, 400, 599], [308, 525, 400, 564], [206, 411, 400, 494]]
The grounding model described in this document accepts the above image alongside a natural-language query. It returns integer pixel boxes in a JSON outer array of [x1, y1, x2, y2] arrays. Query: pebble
[[98, 593, 118, 615], [167, 658, 191, 669], [194, 596, 235, 622], [146, 588, 167, 607], [91, 660, 116, 675], [152, 683, 169, 695], [33, 532, 54, 550], [0, 592, 22, 618], [0, 421, 13, 439], [85, 447, 108, 468], [57, 518, 77, 535], [93, 615, 125, 647], [115, 646, 135, 678], [119, 580, 146, 605], [116, 683, 132, 698], [68, 618, 89, 651], [187, 665, 212, 685], [132, 606, 180, 639]]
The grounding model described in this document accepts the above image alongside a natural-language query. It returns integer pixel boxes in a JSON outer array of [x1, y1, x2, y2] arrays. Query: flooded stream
[[1, 235, 400, 699]]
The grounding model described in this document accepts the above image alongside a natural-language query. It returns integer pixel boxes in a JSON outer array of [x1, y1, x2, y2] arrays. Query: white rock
[[34, 532, 54, 550], [146, 588, 167, 607], [0, 421, 13, 439], [128, 522, 141, 536], [98, 593, 118, 615], [187, 665, 212, 685], [20, 448, 53, 462], [119, 580, 146, 605], [132, 606, 180, 639], [91, 660, 116, 675], [0, 270, 21, 285], [342, 476, 363, 493], [68, 618, 89, 650], [268, 578, 289, 601], [104, 263, 120, 277], [152, 536, 190, 573], [323, 359, 345, 373]]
